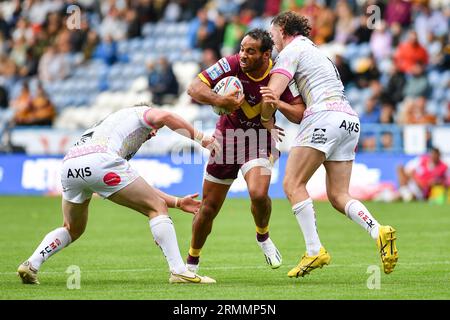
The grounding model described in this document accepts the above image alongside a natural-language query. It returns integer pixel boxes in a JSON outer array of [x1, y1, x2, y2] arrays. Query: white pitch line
[[1, 261, 450, 276]]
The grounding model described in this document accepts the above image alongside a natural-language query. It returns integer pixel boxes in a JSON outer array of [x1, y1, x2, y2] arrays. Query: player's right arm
[[187, 76, 244, 113]]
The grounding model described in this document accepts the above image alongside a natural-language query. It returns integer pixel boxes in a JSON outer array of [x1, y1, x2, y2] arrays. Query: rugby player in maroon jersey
[[186, 28, 305, 273]]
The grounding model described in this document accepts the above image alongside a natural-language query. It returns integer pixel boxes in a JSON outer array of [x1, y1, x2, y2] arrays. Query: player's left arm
[[145, 108, 220, 154], [153, 188, 201, 215], [260, 72, 291, 125]]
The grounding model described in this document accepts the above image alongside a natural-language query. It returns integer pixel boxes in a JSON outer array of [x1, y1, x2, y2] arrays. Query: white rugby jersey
[[65, 106, 156, 161], [272, 36, 357, 117]]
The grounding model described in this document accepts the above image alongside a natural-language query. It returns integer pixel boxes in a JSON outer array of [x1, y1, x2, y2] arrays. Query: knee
[[146, 197, 168, 218], [327, 192, 346, 212], [249, 187, 269, 205], [283, 175, 305, 198], [199, 201, 220, 220]]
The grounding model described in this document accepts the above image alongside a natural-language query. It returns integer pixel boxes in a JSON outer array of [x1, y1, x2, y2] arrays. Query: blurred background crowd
[[0, 0, 448, 153]]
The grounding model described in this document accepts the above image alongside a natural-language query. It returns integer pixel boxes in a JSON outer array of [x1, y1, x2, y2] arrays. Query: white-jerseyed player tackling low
[[260, 11, 398, 277], [18, 104, 220, 284]]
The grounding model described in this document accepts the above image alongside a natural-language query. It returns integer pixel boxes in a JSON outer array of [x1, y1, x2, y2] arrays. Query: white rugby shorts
[[61, 152, 139, 203], [292, 111, 360, 161]]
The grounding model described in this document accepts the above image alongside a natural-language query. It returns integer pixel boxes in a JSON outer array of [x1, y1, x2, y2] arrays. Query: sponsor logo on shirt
[[206, 63, 224, 80], [218, 58, 231, 73], [311, 128, 327, 144]]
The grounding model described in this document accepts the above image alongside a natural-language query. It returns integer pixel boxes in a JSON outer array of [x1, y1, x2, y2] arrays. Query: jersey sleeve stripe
[[143, 108, 158, 129], [270, 69, 293, 80], [198, 73, 211, 87]]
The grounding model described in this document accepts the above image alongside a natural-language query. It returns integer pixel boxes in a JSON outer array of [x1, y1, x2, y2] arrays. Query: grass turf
[[1, 196, 449, 300]]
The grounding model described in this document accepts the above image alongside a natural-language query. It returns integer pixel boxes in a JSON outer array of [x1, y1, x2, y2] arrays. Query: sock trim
[[344, 199, 358, 217], [189, 247, 201, 257], [256, 225, 269, 235], [292, 198, 313, 214]]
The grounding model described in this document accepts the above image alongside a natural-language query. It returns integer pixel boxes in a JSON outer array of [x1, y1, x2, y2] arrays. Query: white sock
[[345, 199, 380, 239], [149, 215, 187, 274], [292, 198, 322, 256], [28, 227, 72, 270]]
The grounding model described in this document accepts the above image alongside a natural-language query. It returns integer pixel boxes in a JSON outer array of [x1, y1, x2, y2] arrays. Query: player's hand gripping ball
[[212, 76, 244, 115]]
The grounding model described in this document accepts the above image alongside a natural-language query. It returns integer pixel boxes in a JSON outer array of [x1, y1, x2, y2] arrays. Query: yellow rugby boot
[[288, 247, 331, 278], [377, 225, 398, 274]]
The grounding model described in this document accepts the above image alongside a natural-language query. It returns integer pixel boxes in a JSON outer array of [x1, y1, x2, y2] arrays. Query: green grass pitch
[[1, 196, 449, 300]]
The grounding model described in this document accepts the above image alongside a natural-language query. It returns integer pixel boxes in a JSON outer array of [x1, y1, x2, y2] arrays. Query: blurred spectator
[[334, 54, 354, 87], [69, 14, 90, 53], [0, 12, 10, 41], [147, 57, 179, 105], [200, 12, 227, 58], [15, 82, 56, 126], [19, 47, 39, 78], [11, 81, 32, 116], [38, 45, 70, 82], [99, 6, 127, 41], [352, 14, 373, 44], [215, 0, 241, 19], [0, 54, 18, 81], [444, 102, 450, 123], [354, 55, 380, 89], [381, 64, 406, 106], [264, 0, 282, 17], [126, 8, 142, 39], [426, 33, 446, 70], [360, 95, 381, 124], [385, 0, 412, 27], [403, 63, 430, 98], [0, 84, 9, 109], [369, 21, 392, 61], [390, 22, 403, 48], [414, 4, 448, 46], [221, 14, 246, 56], [397, 147, 448, 201], [313, 5, 334, 45], [397, 96, 436, 125], [333, 0, 357, 44], [11, 17, 33, 44], [188, 7, 215, 49], [135, 0, 160, 23], [82, 30, 100, 63], [200, 48, 218, 70], [93, 35, 118, 66], [163, 1, 181, 22], [394, 31, 428, 74], [380, 132, 394, 150], [379, 102, 395, 124]]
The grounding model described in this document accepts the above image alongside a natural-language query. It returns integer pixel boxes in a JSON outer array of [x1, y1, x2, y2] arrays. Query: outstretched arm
[[153, 188, 201, 215], [145, 108, 219, 153]]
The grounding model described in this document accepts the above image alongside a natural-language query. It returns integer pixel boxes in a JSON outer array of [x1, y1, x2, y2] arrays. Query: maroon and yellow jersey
[[199, 54, 298, 180], [198, 54, 298, 130]]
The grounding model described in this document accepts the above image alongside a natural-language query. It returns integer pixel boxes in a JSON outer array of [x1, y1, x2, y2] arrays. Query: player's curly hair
[[245, 28, 274, 53], [271, 11, 311, 38]]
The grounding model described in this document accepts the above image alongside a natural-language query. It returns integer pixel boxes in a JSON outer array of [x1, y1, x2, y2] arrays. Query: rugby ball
[[212, 76, 244, 115]]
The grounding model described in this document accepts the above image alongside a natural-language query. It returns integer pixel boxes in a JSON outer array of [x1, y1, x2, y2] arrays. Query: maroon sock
[[256, 231, 269, 242], [186, 254, 199, 265]]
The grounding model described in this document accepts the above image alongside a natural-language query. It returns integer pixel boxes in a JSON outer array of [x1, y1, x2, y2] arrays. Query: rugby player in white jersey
[[260, 11, 398, 277], [17, 104, 219, 284]]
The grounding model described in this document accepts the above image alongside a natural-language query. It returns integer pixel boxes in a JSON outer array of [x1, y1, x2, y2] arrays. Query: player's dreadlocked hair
[[245, 28, 274, 53], [271, 11, 311, 38]]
